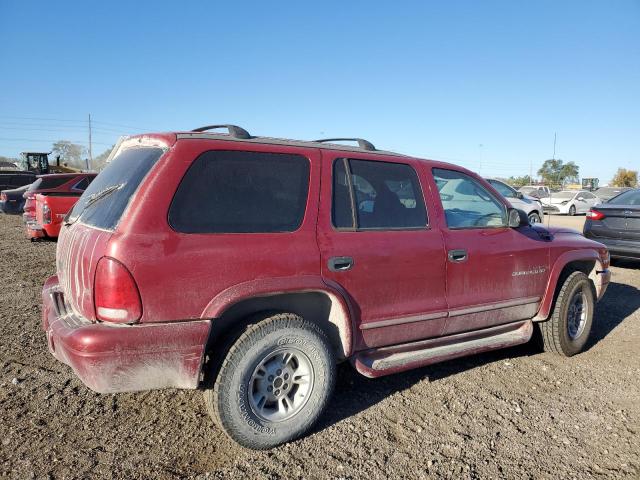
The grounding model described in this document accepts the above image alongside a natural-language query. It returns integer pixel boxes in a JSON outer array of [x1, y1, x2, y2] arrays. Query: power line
[[0, 137, 112, 146]]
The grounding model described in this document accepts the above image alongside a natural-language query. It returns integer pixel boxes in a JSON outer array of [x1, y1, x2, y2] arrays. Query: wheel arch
[[200, 276, 355, 362], [534, 250, 603, 321]]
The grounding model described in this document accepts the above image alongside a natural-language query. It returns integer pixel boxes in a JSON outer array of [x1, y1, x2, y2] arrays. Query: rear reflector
[[94, 257, 142, 324], [587, 209, 605, 220]]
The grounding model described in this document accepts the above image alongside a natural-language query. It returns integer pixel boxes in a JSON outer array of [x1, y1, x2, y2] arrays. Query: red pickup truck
[[42, 126, 610, 449], [34, 194, 82, 239], [25, 173, 95, 240]]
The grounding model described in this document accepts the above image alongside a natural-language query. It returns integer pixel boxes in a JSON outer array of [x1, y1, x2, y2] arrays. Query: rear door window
[[68, 147, 164, 230], [332, 158, 427, 230], [169, 150, 310, 233]]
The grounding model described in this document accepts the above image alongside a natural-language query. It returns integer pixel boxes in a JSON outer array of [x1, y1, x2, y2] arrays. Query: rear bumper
[[26, 221, 45, 238], [0, 200, 22, 214], [42, 275, 211, 393]]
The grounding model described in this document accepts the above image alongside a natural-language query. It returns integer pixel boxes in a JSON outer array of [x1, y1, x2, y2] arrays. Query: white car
[[540, 190, 601, 216], [518, 185, 551, 199], [486, 178, 544, 224]]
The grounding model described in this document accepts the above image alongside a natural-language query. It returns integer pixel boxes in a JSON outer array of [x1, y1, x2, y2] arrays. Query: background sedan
[[584, 188, 640, 260], [541, 190, 600, 216]]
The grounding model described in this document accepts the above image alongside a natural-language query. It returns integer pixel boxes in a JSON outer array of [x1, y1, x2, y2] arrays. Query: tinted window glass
[[609, 189, 640, 205], [73, 177, 91, 191], [69, 147, 164, 230], [488, 179, 516, 198], [433, 168, 507, 228], [332, 159, 427, 230], [169, 151, 310, 233], [332, 159, 355, 229]]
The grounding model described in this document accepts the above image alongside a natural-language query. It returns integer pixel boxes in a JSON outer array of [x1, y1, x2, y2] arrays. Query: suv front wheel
[[538, 271, 594, 356], [205, 312, 335, 449]]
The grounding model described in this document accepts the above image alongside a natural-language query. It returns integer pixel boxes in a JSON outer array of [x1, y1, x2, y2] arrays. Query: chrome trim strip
[[448, 296, 540, 317], [360, 311, 447, 330], [360, 296, 540, 330]]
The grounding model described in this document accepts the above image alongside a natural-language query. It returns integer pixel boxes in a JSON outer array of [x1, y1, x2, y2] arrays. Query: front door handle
[[328, 256, 354, 272], [448, 249, 468, 263]]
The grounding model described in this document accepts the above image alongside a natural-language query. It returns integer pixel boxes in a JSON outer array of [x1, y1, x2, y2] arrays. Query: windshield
[[608, 189, 640, 206], [67, 147, 164, 230], [489, 180, 516, 198], [551, 191, 577, 200]]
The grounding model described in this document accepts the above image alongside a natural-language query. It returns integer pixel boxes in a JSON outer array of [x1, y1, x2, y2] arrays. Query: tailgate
[[57, 221, 113, 321]]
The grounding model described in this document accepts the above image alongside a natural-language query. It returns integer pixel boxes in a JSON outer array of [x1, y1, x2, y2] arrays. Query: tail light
[[23, 192, 34, 199], [0, 193, 6, 202], [42, 204, 52, 224], [587, 209, 605, 220], [94, 257, 142, 324]]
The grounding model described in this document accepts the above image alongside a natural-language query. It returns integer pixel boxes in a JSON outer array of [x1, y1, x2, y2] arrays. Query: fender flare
[[200, 275, 357, 357], [534, 249, 603, 321]]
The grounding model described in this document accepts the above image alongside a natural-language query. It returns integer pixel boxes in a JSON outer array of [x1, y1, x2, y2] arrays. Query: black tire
[[537, 271, 594, 356], [568, 205, 576, 216], [528, 212, 542, 224], [204, 312, 335, 449]]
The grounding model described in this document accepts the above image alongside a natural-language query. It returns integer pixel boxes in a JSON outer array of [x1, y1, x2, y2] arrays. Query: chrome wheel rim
[[529, 213, 541, 224], [248, 348, 314, 422], [567, 290, 588, 340]]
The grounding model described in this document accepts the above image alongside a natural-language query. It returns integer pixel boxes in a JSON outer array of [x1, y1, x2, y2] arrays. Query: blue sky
[[1, 0, 638, 183]]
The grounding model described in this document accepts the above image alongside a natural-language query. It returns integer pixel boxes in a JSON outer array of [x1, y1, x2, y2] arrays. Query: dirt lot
[[1, 213, 638, 479]]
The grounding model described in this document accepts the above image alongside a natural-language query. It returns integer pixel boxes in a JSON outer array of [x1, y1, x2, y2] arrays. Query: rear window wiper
[[84, 183, 125, 208], [65, 183, 125, 225]]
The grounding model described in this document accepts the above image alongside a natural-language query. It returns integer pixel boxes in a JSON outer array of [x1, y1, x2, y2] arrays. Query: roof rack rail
[[314, 138, 376, 151], [191, 124, 251, 139]]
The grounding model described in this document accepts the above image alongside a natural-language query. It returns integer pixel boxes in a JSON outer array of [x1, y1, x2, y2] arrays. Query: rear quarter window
[[169, 150, 310, 233]]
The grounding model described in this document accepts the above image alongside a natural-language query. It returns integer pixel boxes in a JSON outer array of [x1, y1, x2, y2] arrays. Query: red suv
[[42, 126, 610, 449]]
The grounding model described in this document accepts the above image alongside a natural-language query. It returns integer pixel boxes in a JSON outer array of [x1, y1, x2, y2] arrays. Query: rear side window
[[72, 176, 93, 191], [332, 158, 427, 230], [169, 151, 310, 233], [69, 147, 164, 230]]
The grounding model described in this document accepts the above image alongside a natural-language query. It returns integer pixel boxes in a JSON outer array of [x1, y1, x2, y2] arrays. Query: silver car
[[486, 178, 544, 224]]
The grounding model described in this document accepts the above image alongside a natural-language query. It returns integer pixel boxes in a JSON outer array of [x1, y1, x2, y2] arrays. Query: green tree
[[507, 175, 532, 188], [92, 145, 115, 170], [537, 159, 579, 188], [611, 168, 638, 187], [51, 140, 87, 168]]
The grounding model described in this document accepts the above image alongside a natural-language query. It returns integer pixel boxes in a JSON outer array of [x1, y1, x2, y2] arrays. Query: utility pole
[[478, 143, 483, 175], [88, 114, 93, 170], [552, 132, 557, 160]]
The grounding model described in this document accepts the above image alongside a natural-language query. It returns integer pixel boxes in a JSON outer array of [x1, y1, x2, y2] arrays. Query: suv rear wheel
[[538, 271, 594, 356], [204, 312, 335, 449]]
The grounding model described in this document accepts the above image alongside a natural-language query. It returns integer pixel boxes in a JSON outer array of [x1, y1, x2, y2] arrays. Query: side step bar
[[352, 320, 533, 378]]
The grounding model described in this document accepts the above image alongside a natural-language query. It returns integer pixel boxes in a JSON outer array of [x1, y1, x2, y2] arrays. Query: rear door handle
[[328, 256, 354, 272], [448, 249, 468, 263]]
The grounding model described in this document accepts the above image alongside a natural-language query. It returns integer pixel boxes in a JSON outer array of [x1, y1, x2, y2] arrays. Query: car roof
[[126, 130, 472, 173]]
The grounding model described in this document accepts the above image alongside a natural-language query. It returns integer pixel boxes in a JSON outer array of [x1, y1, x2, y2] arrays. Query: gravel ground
[[0, 213, 638, 479]]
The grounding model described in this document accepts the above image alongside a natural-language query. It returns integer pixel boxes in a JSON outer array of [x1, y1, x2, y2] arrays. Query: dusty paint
[[353, 320, 533, 378]]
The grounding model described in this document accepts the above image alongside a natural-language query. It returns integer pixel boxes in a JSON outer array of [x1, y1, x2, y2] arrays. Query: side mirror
[[508, 208, 529, 228], [515, 191, 524, 200]]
